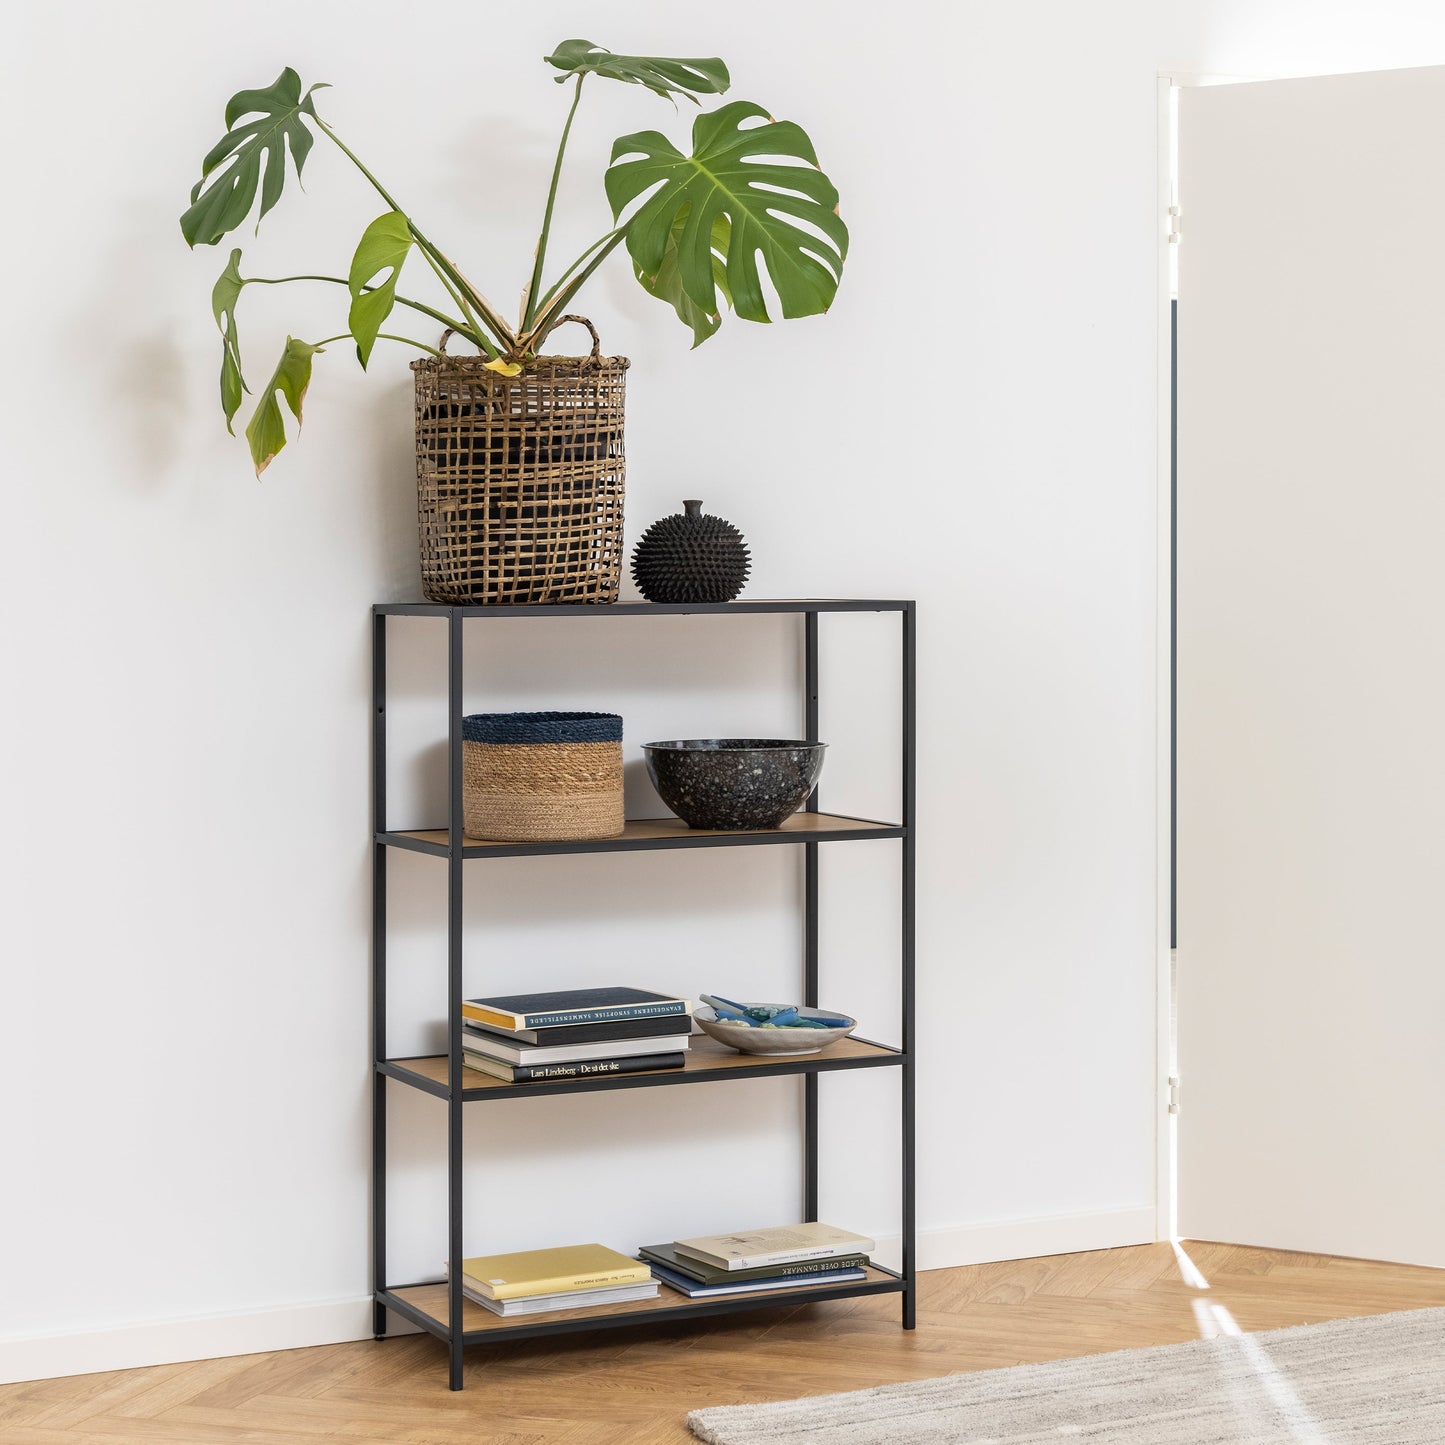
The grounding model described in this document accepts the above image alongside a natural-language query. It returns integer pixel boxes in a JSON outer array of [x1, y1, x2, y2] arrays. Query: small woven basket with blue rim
[[462, 711, 623, 842]]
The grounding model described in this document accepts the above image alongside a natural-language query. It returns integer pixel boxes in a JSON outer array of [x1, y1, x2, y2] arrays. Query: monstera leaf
[[636, 213, 732, 348], [347, 211, 412, 368], [606, 101, 847, 333], [212, 249, 248, 432], [181, 69, 327, 247], [245, 337, 324, 476], [544, 40, 728, 100]]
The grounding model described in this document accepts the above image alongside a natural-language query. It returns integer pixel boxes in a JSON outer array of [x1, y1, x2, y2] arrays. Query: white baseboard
[[870, 1206, 1159, 1274], [1, 1208, 1155, 1386], [0, 1295, 399, 1387]]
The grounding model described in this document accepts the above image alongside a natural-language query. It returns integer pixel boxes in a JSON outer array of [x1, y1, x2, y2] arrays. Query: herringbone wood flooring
[[4, 1242, 1444, 1444]]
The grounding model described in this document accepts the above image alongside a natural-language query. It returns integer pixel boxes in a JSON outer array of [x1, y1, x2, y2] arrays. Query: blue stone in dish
[[642, 739, 826, 830]]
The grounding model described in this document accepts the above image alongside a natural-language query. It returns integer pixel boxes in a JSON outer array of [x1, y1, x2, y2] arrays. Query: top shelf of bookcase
[[373, 599, 913, 619]]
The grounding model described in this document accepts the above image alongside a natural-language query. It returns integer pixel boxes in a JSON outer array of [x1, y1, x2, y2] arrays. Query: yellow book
[[457, 1243, 651, 1301]]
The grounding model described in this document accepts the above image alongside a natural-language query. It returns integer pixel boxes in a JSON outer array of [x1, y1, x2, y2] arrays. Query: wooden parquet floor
[[4, 1241, 1444, 1444]]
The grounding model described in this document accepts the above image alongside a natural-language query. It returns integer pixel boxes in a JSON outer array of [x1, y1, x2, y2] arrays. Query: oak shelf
[[381, 1033, 903, 1103], [380, 811, 904, 860], [382, 1264, 904, 1344]]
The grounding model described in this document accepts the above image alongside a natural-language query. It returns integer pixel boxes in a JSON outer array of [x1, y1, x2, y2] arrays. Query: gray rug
[[687, 1307, 1445, 1444]]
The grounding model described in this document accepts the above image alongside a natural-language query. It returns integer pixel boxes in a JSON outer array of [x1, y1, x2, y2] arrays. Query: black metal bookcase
[[371, 599, 916, 1390]]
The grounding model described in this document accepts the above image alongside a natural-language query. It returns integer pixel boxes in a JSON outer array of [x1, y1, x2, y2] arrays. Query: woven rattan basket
[[412, 318, 628, 605], [462, 711, 624, 843]]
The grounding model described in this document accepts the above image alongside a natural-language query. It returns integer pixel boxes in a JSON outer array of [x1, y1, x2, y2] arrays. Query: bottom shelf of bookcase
[[381, 1264, 903, 1343]]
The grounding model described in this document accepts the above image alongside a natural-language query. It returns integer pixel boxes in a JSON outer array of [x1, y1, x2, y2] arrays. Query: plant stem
[[414, 242, 519, 356], [522, 74, 585, 335], [315, 119, 516, 356], [529, 226, 624, 323], [248, 275, 468, 338], [316, 332, 441, 356], [376, 332, 441, 356], [521, 230, 627, 352], [315, 119, 408, 214], [415, 249, 503, 359]]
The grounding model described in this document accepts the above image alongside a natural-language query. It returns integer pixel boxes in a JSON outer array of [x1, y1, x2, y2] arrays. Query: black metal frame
[[377, 815, 903, 860], [370, 599, 917, 1389]]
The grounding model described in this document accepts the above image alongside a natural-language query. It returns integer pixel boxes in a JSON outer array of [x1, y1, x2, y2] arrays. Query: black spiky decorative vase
[[631, 499, 751, 604]]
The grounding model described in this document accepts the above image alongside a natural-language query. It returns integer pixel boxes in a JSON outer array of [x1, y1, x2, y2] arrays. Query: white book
[[672, 1222, 875, 1272], [460, 1031, 693, 1065], [462, 1281, 659, 1316]]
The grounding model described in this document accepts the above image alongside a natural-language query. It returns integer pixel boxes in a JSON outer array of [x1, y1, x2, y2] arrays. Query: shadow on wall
[[365, 373, 424, 600], [114, 333, 190, 477], [72, 202, 194, 483], [74, 191, 425, 615]]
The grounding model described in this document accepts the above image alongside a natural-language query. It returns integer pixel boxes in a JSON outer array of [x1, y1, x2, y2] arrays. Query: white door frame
[[1156, 69, 1260, 1243], [1154, 72, 1177, 1245]]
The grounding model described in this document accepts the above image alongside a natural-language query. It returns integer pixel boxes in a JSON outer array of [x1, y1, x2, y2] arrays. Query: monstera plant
[[182, 40, 848, 474]]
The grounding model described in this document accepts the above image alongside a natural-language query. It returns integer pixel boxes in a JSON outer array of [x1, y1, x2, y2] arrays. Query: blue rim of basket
[[462, 711, 623, 745]]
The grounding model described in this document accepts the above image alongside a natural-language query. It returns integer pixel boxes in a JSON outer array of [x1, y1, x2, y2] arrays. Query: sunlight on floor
[[1190, 1297, 1240, 1338], [1191, 1299, 1332, 1444], [1171, 1240, 1211, 1290]]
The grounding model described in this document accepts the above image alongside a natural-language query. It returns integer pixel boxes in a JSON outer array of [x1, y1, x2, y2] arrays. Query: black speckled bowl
[[643, 739, 827, 831]]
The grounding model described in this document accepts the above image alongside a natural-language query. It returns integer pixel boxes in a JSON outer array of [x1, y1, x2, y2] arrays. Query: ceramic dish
[[693, 1002, 858, 1056]]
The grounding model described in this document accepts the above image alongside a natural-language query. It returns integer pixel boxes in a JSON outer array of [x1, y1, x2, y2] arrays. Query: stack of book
[[460, 986, 693, 1084], [450, 1243, 658, 1317], [640, 1222, 875, 1299]]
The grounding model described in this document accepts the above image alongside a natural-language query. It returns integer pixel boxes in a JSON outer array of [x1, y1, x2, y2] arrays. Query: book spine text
[[463, 1051, 685, 1082], [522, 1001, 687, 1028]]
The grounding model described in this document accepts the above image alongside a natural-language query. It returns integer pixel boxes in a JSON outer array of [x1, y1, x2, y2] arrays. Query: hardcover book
[[462, 1050, 687, 1084], [462, 987, 691, 1032], [455, 1243, 651, 1300], [645, 1260, 866, 1299], [463, 1280, 659, 1316], [460, 1027, 693, 1066], [672, 1222, 875, 1272], [464, 1014, 692, 1047], [638, 1242, 871, 1285]]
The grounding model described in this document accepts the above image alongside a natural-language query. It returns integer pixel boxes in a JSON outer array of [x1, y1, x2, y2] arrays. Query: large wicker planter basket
[[411, 318, 628, 605]]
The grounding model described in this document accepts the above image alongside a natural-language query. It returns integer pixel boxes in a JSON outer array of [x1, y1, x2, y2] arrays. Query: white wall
[[5, 0, 1445, 1385]]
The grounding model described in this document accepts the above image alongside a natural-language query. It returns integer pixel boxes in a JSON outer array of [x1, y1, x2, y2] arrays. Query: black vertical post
[[1170, 297, 1178, 951], [371, 610, 388, 1340], [803, 611, 820, 1222], [446, 610, 466, 1390], [901, 603, 917, 1329]]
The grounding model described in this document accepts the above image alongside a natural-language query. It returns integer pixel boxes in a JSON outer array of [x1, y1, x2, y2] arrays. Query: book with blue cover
[[644, 1259, 867, 1299], [462, 987, 691, 1032], [465, 1013, 691, 1047], [638, 1241, 870, 1285]]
